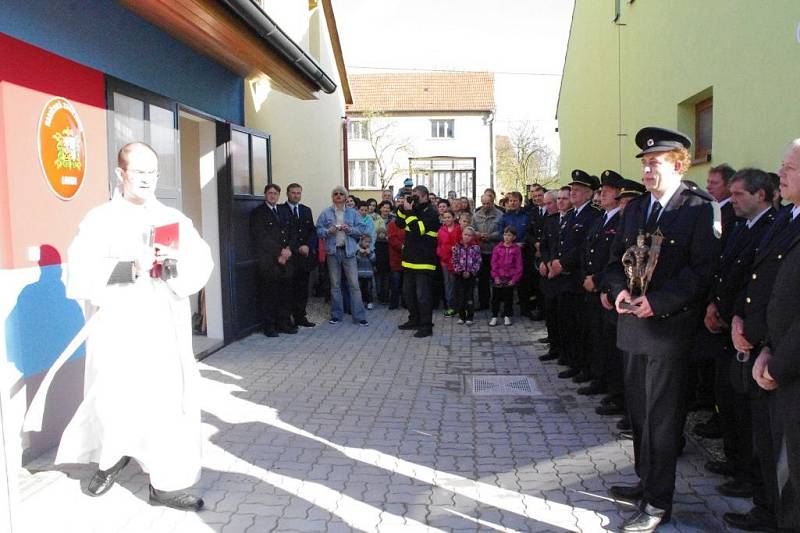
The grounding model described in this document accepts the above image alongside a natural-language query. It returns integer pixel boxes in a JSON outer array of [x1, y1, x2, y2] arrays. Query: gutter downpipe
[[342, 116, 349, 189], [221, 0, 337, 94]]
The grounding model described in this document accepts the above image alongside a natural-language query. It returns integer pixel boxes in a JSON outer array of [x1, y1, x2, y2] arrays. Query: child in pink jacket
[[490, 226, 523, 326]]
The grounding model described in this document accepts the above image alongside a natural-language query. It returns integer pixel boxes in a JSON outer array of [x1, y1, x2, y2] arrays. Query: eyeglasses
[[332, 192, 346, 197], [124, 168, 159, 178]]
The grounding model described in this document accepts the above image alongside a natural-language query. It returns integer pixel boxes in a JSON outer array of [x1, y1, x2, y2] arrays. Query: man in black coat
[[578, 170, 625, 397], [731, 139, 800, 532], [250, 183, 294, 337], [280, 183, 317, 328], [699, 169, 776, 499], [547, 170, 602, 381], [605, 127, 718, 532]]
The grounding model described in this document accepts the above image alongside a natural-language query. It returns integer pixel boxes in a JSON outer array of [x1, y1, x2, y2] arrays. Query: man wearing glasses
[[316, 186, 369, 326], [55, 142, 213, 510]]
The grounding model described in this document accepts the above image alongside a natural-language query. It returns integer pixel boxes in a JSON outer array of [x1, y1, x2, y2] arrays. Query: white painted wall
[[347, 112, 494, 197], [246, 2, 347, 216]]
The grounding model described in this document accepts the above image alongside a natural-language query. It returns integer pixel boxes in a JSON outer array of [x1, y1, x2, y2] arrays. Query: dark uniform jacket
[[538, 211, 570, 296], [395, 200, 440, 270], [766, 227, 800, 386], [710, 208, 776, 322], [279, 202, 317, 271], [523, 206, 547, 263], [582, 210, 620, 287], [555, 202, 602, 292], [250, 203, 291, 279], [605, 184, 718, 357], [736, 206, 800, 347]]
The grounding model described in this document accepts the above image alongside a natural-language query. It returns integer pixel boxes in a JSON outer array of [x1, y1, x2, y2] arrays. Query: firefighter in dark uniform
[[578, 170, 625, 397], [395, 184, 441, 338], [597, 179, 647, 425], [548, 170, 602, 381], [605, 127, 719, 532]]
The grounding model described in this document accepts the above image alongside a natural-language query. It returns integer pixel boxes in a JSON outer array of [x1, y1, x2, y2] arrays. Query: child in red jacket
[[490, 226, 523, 326], [436, 209, 462, 317]]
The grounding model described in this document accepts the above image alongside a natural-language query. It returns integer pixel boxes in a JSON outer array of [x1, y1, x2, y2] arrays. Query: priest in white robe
[[55, 142, 213, 511]]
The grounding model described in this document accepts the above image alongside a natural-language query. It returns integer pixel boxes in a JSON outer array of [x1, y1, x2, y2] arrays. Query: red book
[[153, 222, 180, 249]]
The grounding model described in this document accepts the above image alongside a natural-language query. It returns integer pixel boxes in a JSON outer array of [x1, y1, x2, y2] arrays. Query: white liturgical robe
[[55, 194, 213, 491]]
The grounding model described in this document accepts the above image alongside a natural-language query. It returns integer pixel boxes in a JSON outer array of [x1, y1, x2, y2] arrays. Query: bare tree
[[495, 121, 559, 195], [357, 111, 414, 191]]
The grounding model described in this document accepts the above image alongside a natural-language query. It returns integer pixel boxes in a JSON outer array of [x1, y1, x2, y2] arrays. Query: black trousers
[[585, 293, 609, 383], [477, 253, 492, 309], [403, 269, 434, 330], [604, 313, 625, 399], [258, 266, 290, 331], [453, 275, 476, 321], [624, 349, 688, 511], [491, 285, 514, 317], [556, 291, 580, 367], [358, 277, 373, 305], [289, 265, 311, 323], [543, 292, 560, 354]]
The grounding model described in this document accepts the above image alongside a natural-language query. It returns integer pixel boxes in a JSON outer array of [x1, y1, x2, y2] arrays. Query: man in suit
[[755, 140, 800, 531], [548, 170, 602, 381], [280, 183, 317, 328], [605, 127, 718, 532], [524, 184, 548, 320], [251, 183, 294, 337], [578, 170, 625, 397], [727, 139, 800, 532], [536, 189, 566, 360], [699, 169, 776, 500]]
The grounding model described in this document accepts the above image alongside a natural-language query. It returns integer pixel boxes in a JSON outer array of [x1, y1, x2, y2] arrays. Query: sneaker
[[367, 303, 374, 310], [465, 320, 473, 326], [443, 308, 457, 317], [329, 317, 341, 324], [504, 316, 512, 326], [457, 319, 465, 324], [359, 320, 369, 327], [489, 317, 498, 326]]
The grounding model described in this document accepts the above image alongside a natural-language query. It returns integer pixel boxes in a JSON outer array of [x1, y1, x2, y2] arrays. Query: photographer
[[316, 186, 369, 326], [396, 185, 440, 337]]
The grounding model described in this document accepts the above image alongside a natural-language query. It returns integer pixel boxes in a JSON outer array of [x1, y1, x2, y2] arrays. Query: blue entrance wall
[[2, 0, 244, 123]]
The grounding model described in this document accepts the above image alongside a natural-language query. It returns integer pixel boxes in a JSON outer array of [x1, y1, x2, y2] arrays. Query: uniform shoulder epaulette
[[590, 203, 603, 211], [682, 180, 714, 202]]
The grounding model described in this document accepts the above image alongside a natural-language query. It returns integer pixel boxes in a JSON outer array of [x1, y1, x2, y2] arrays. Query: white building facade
[[346, 72, 495, 201]]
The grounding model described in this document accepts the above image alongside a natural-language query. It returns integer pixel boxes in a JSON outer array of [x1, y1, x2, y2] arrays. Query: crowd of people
[[249, 129, 800, 532]]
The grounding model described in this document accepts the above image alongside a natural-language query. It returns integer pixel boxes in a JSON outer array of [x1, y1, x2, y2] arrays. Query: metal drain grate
[[471, 375, 541, 396]]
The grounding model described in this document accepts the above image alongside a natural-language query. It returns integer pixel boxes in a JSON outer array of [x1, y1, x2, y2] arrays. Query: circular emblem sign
[[37, 97, 86, 201]]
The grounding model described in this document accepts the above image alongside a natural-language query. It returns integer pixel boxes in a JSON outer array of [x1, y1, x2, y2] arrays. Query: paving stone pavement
[[19, 299, 749, 532]]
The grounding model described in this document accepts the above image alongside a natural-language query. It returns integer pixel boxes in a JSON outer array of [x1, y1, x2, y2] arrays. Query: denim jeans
[[327, 248, 366, 322], [441, 268, 455, 309]]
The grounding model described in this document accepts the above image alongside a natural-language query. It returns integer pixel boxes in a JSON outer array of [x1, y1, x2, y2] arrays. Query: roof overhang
[[119, 0, 337, 100]]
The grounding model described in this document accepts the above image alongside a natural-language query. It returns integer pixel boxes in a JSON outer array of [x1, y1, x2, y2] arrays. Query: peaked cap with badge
[[570, 169, 600, 190], [635, 127, 692, 158], [615, 179, 646, 200], [600, 170, 626, 189]]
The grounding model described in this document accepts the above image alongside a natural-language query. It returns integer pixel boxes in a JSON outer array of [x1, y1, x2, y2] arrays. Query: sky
[[334, 0, 575, 154]]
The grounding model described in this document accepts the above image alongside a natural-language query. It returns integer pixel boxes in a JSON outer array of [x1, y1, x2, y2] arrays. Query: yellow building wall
[[558, 0, 800, 187], [244, 2, 346, 215]]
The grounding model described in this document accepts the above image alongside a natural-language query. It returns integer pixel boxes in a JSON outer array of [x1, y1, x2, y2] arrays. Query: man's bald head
[[117, 142, 158, 169]]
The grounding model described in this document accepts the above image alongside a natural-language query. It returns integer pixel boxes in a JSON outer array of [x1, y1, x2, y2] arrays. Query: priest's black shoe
[[398, 321, 419, 330], [723, 509, 777, 532], [537, 336, 550, 343], [558, 368, 580, 379], [413, 328, 433, 338], [693, 413, 722, 439], [717, 479, 754, 498], [539, 352, 559, 362], [295, 318, 316, 327], [263, 328, 279, 338], [609, 483, 643, 501], [601, 394, 623, 406], [621, 503, 670, 532], [572, 370, 592, 384], [279, 325, 298, 334], [596, 402, 625, 416], [704, 459, 736, 477], [617, 430, 634, 440], [149, 485, 204, 511], [577, 380, 605, 395], [87, 456, 130, 497]]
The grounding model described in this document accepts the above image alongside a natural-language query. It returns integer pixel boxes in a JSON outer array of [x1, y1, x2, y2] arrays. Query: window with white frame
[[430, 119, 455, 139], [348, 120, 370, 140], [349, 159, 379, 188]]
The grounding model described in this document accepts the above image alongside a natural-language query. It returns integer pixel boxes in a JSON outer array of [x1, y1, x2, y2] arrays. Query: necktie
[[293, 205, 299, 219], [602, 214, 608, 227], [645, 201, 662, 233]]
